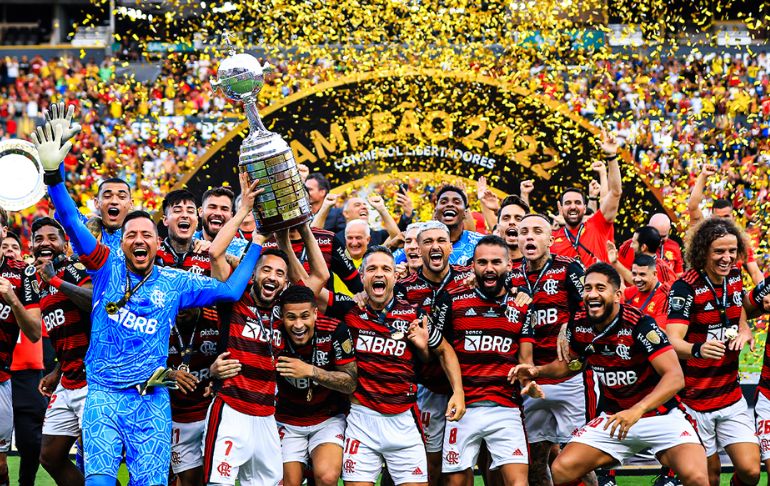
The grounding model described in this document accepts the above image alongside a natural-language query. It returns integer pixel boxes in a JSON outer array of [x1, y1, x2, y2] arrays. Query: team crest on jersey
[[665, 251, 673, 260], [647, 302, 655, 312], [150, 289, 166, 307], [313, 350, 329, 366], [542, 279, 559, 296], [615, 344, 631, 360], [505, 305, 520, 323], [733, 292, 742, 306], [200, 340, 217, 356], [188, 265, 204, 275]]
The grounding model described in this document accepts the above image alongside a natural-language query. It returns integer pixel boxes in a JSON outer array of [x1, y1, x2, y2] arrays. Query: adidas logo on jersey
[[704, 302, 715, 311], [359, 313, 369, 320], [680, 430, 691, 437], [423, 297, 432, 306], [512, 449, 523, 456], [412, 467, 423, 475], [465, 308, 477, 316]]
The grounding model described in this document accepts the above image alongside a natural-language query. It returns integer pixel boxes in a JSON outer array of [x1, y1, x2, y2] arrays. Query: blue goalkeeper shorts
[[82, 385, 171, 486]]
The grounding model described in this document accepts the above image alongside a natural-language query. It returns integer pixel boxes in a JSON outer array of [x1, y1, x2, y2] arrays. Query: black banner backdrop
[[175, 69, 668, 239]]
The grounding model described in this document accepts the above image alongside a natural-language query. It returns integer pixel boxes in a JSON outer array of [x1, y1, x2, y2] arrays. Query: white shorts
[[569, 409, 702, 464], [42, 384, 87, 437], [277, 415, 346, 465], [442, 405, 529, 473], [202, 399, 282, 486], [755, 393, 770, 461], [684, 397, 758, 457], [523, 374, 585, 444], [417, 386, 449, 453], [0, 380, 11, 452], [342, 403, 427, 484], [171, 420, 205, 474]]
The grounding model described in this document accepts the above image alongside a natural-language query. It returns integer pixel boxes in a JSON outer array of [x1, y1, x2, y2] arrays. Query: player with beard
[[505, 215, 585, 486], [430, 235, 537, 486], [0, 207, 41, 486], [432, 186, 482, 266], [666, 218, 760, 486], [550, 133, 622, 266], [29, 218, 92, 486], [273, 285, 357, 486], [513, 263, 707, 486], [34, 121, 264, 486], [195, 186, 250, 258], [390, 221, 472, 485], [496, 195, 529, 269], [299, 243, 464, 486]]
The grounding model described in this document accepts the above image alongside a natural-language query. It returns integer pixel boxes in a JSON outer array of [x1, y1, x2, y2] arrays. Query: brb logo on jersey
[[108, 306, 159, 335], [593, 369, 637, 387], [464, 331, 513, 353], [355, 334, 406, 356]]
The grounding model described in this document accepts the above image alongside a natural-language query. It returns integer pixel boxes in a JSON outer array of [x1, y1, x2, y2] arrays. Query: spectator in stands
[[306, 173, 346, 233]]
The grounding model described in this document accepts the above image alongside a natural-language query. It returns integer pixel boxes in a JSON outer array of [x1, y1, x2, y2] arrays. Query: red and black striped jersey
[[624, 283, 670, 330], [508, 255, 583, 385], [156, 239, 212, 276], [568, 305, 679, 417], [263, 228, 362, 293], [396, 265, 472, 394], [0, 257, 39, 382], [667, 268, 744, 412], [326, 293, 441, 414], [37, 257, 91, 389], [217, 290, 284, 416], [616, 240, 677, 286], [168, 308, 220, 423], [432, 285, 534, 408], [276, 316, 355, 426]]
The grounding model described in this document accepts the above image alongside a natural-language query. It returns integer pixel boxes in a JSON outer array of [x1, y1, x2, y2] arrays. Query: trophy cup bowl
[[212, 42, 312, 233]]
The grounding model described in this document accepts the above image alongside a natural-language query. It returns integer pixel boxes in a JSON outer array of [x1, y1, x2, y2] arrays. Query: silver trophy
[[211, 33, 312, 233]]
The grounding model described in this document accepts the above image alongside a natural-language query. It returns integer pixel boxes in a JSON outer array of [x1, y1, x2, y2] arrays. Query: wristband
[[49, 276, 64, 289], [603, 153, 619, 162], [691, 342, 703, 359], [43, 169, 64, 186], [588, 196, 599, 201]]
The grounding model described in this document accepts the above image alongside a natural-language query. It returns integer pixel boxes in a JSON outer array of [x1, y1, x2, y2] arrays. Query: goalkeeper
[[32, 119, 264, 486]]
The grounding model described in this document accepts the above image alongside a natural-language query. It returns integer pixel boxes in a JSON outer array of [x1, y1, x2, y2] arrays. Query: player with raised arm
[[29, 217, 92, 486], [508, 214, 585, 486], [431, 235, 537, 486], [296, 240, 465, 486], [32, 120, 264, 486], [513, 263, 707, 486], [665, 218, 760, 486]]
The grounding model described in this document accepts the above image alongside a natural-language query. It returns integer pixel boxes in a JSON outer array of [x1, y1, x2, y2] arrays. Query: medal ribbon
[[521, 258, 553, 296], [171, 323, 198, 367], [577, 312, 623, 364], [700, 272, 730, 328], [106, 268, 153, 314]]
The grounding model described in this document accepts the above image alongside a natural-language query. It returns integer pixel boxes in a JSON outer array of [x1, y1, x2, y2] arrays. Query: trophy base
[[239, 132, 313, 233]]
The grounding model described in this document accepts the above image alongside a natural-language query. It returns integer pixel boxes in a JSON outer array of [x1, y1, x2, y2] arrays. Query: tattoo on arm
[[313, 362, 357, 394], [224, 253, 240, 269]]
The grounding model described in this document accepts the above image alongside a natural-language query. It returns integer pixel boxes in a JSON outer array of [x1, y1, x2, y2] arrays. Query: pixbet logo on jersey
[[355, 334, 406, 356], [464, 333, 513, 353]]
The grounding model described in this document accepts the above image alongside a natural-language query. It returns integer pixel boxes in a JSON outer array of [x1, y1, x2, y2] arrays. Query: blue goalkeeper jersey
[[48, 179, 261, 390], [193, 229, 248, 258]]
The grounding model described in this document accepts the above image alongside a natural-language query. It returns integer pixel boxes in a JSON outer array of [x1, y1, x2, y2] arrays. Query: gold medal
[[568, 359, 583, 371], [178, 364, 190, 373], [306, 387, 313, 402], [391, 331, 404, 340], [105, 302, 119, 315]]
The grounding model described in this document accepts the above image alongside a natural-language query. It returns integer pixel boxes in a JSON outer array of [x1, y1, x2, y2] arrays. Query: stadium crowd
[[0, 95, 768, 486]]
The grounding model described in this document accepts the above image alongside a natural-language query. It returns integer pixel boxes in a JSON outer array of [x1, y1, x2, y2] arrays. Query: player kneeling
[[275, 285, 357, 486], [513, 263, 708, 486]]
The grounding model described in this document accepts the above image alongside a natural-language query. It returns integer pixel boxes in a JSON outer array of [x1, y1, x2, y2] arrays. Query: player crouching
[[275, 285, 357, 486], [513, 263, 708, 486]]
